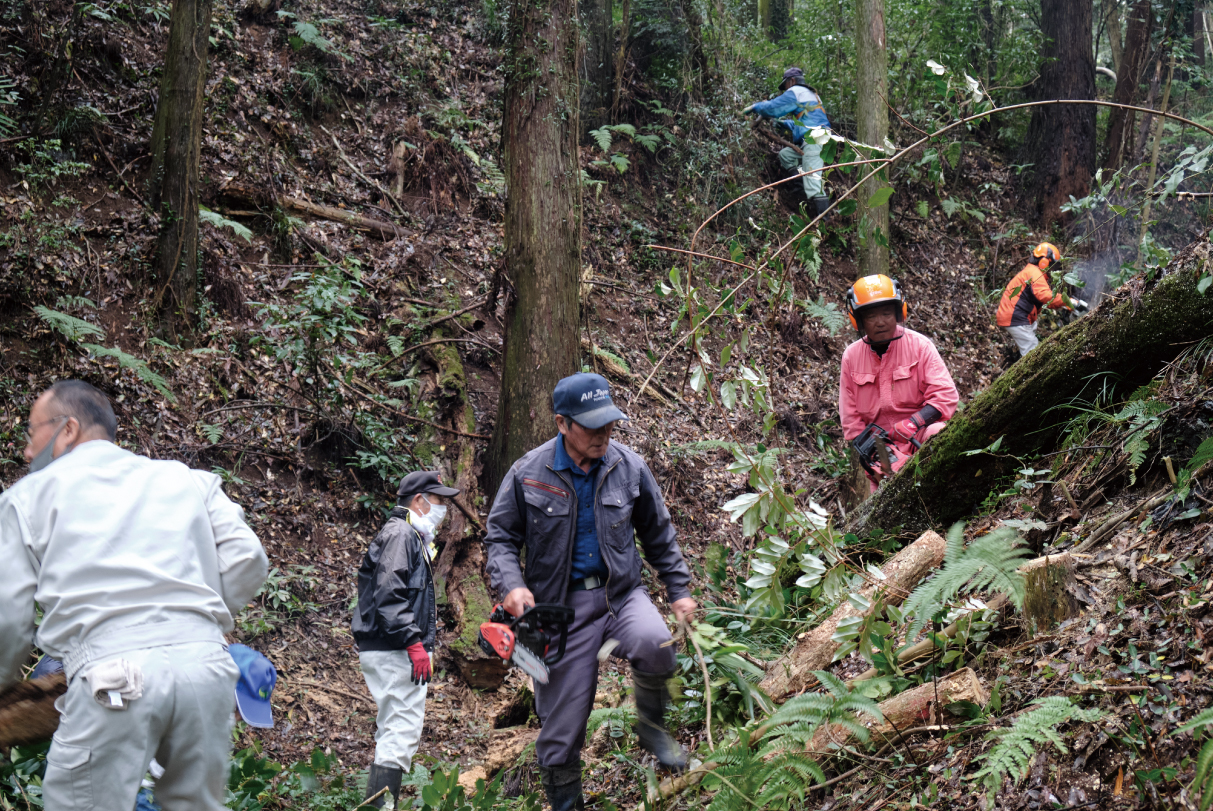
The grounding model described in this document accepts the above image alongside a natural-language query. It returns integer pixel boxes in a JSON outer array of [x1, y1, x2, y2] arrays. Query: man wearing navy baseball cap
[[484, 373, 697, 811]]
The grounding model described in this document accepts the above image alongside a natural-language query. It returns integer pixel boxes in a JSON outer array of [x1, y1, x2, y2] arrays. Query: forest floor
[[1, 0, 1211, 809]]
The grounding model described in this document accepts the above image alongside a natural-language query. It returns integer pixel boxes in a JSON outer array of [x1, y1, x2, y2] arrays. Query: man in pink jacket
[[839, 274, 959, 489]]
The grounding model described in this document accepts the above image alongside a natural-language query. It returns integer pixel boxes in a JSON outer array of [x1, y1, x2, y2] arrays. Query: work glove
[[1072, 298, 1090, 312], [892, 415, 924, 442], [407, 643, 431, 685], [741, 104, 754, 114]]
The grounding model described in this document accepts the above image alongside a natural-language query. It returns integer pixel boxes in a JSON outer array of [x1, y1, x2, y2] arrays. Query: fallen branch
[[759, 530, 948, 701], [1072, 491, 1170, 553], [320, 125, 410, 218], [281, 195, 402, 240]]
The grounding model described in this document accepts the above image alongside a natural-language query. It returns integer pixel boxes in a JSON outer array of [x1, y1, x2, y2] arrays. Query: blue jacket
[[751, 85, 830, 145]]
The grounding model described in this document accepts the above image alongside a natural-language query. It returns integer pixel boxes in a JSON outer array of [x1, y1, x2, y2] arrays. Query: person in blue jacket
[[744, 67, 832, 214]]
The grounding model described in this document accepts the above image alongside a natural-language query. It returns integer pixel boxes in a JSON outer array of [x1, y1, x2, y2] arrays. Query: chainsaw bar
[[509, 639, 551, 684]]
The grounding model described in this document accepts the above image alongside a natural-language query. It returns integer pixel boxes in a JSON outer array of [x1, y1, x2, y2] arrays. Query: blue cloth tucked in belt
[[553, 434, 609, 582]]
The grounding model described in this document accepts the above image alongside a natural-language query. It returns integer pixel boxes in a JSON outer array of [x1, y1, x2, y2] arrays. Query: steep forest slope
[[1, 0, 1212, 809]]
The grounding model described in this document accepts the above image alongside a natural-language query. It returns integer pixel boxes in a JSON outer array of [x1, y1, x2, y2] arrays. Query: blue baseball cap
[[230, 644, 277, 729], [552, 373, 628, 429]]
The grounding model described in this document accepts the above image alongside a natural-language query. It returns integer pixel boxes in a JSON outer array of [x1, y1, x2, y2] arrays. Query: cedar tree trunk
[[486, 0, 582, 495], [580, 0, 612, 131], [847, 240, 1213, 538], [1103, 0, 1124, 74], [148, 0, 212, 335], [855, 0, 890, 277], [1103, 0, 1153, 171], [1021, 0, 1096, 228]]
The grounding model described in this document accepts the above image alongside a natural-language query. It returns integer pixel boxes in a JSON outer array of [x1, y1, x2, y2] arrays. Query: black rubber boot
[[364, 763, 402, 809], [632, 668, 688, 772], [811, 194, 832, 218], [538, 762, 585, 811]]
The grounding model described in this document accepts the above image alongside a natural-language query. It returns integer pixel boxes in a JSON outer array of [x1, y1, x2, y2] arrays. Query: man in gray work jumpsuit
[[485, 373, 698, 811], [0, 380, 268, 811]]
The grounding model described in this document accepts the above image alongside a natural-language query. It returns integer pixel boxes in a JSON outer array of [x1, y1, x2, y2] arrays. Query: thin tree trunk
[[1103, 0, 1153, 170], [768, 0, 791, 41], [148, 0, 212, 336], [611, 0, 632, 121], [847, 243, 1213, 538], [579, 0, 612, 131], [486, 0, 583, 495], [1021, 0, 1096, 228], [1103, 0, 1124, 75], [855, 0, 890, 277]]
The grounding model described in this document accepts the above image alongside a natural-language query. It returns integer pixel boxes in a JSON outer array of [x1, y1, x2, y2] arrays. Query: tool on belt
[[852, 423, 920, 478], [477, 603, 574, 685]]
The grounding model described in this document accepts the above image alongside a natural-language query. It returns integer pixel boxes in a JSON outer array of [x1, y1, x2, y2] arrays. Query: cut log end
[[1020, 552, 1080, 634]]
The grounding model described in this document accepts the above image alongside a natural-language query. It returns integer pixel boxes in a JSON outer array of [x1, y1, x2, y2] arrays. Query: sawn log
[[759, 530, 947, 701]]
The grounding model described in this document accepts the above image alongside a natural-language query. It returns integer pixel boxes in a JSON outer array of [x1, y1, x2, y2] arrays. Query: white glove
[[1073, 298, 1090, 310]]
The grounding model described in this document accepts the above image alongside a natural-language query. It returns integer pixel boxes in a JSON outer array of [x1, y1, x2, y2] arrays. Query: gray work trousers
[[534, 587, 675, 767], [359, 648, 428, 770], [1005, 322, 1039, 356], [779, 142, 825, 199], [44, 640, 238, 811]]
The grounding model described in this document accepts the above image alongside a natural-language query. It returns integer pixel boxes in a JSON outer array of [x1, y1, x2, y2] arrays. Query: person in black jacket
[[354, 471, 459, 808]]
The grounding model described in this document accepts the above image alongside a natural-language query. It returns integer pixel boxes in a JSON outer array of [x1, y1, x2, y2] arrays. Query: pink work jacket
[[839, 326, 959, 473]]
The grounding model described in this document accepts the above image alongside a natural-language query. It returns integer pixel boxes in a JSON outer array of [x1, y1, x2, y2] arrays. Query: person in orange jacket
[[839, 274, 959, 490], [996, 242, 1088, 357]]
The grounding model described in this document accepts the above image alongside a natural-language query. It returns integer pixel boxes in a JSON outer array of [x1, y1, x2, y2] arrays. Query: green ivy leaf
[[866, 186, 894, 209]]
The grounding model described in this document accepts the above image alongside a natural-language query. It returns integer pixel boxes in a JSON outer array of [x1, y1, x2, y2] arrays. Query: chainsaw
[[852, 422, 921, 478], [477, 603, 574, 685]]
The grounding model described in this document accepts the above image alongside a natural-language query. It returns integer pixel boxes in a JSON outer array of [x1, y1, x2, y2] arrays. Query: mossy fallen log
[[848, 238, 1213, 538]]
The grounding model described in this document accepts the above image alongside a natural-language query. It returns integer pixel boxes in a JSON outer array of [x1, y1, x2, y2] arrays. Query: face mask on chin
[[29, 422, 68, 474]]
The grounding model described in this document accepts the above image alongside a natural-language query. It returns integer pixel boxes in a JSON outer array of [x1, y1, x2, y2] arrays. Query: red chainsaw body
[[478, 622, 517, 661]]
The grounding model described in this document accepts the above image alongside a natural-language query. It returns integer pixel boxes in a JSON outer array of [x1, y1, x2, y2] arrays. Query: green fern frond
[[1125, 431, 1149, 485], [971, 696, 1103, 804], [802, 296, 848, 336], [1176, 437, 1213, 500], [1176, 708, 1213, 736], [81, 344, 176, 402], [902, 524, 1029, 639], [588, 343, 629, 373], [586, 705, 635, 739], [199, 207, 253, 243], [608, 123, 637, 138], [1193, 739, 1213, 811], [34, 306, 105, 342], [55, 295, 97, 311], [588, 127, 612, 153], [634, 133, 661, 153]]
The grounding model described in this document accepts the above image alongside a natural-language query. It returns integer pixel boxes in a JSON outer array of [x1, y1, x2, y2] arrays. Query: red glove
[[892, 415, 923, 442], [407, 643, 431, 685]]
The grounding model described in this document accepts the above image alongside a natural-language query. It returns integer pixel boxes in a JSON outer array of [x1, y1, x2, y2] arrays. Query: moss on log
[[849, 241, 1213, 538]]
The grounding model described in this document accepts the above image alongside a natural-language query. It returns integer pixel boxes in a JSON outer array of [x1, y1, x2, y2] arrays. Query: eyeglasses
[[24, 414, 68, 444]]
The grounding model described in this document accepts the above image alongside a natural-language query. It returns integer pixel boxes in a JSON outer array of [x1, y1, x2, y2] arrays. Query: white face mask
[[409, 497, 448, 543]]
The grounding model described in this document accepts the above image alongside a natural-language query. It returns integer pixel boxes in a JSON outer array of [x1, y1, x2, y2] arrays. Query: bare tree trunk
[[1103, 0, 1124, 74], [1103, 0, 1153, 170], [767, 0, 792, 41], [486, 0, 583, 495], [148, 0, 212, 337], [1021, 0, 1096, 228], [855, 0, 890, 277], [580, 0, 612, 131], [610, 0, 632, 121]]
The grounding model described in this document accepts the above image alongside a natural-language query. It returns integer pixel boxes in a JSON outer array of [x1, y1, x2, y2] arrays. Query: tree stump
[[0, 673, 67, 748], [759, 530, 948, 701], [1020, 552, 1080, 633]]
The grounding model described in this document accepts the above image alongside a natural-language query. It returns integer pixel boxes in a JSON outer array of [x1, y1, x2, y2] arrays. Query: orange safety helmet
[[846, 274, 908, 331], [1032, 242, 1062, 269]]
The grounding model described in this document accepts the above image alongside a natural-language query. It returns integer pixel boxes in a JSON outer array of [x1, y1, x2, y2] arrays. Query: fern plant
[[971, 696, 1103, 805], [1173, 708, 1213, 810], [200, 207, 253, 243], [1177, 437, 1213, 501], [34, 306, 105, 342], [586, 705, 635, 742], [801, 295, 848, 336], [700, 671, 882, 811], [1115, 398, 1168, 485], [81, 344, 176, 402], [900, 523, 1029, 640]]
